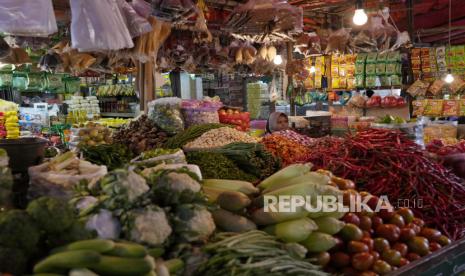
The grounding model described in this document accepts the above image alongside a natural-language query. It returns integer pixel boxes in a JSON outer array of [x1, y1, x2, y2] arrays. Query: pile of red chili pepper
[[261, 134, 312, 167], [308, 128, 465, 240]]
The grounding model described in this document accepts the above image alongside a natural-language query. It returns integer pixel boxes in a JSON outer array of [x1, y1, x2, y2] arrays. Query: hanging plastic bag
[[0, 0, 57, 37], [116, 0, 152, 38], [148, 97, 185, 135], [70, 0, 134, 52], [131, 0, 153, 18]]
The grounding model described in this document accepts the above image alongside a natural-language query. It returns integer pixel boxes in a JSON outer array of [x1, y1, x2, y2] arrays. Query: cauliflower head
[[85, 209, 121, 240], [122, 205, 172, 246], [173, 204, 215, 242]]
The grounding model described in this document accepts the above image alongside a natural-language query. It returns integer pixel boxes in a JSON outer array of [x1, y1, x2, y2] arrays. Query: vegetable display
[[113, 115, 169, 155], [186, 151, 257, 182], [196, 231, 328, 276], [211, 142, 281, 179], [273, 129, 315, 146], [307, 128, 465, 240], [184, 127, 257, 150], [426, 139, 465, 156], [164, 123, 227, 149], [81, 144, 133, 171], [72, 122, 113, 147], [261, 134, 312, 167]]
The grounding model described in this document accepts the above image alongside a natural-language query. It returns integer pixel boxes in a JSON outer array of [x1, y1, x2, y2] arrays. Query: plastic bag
[[181, 99, 222, 127], [117, 0, 152, 38], [27, 161, 107, 200], [0, 0, 57, 37], [348, 92, 366, 108], [131, 0, 153, 18], [148, 97, 184, 135], [70, 0, 134, 52], [131, 149, 186, 167]]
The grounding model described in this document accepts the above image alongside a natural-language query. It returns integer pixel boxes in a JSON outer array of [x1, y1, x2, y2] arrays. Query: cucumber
[[89, 255, 154, 276], [147, 247, 165, 258], [67, 239, 115, 253], [33, 250, 101, 273], [106, 242, 147, 258]]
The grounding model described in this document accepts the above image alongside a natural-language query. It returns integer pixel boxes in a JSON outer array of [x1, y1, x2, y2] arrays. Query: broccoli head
[[0, 209, 40, 254], [0, 247, 28, 275], [27, 196, 75, 233]]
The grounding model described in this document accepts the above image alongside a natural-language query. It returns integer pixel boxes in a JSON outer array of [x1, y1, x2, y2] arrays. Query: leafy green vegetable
[[27, 196, 75, 233], [164, 124, 227, 149], [81, 144, 132, 171], [0, 209, 40, 254], [186, 151, 257, 182]]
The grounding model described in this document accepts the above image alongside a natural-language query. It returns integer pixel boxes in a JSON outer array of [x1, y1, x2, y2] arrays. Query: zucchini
[[33, 250, 101, 273]]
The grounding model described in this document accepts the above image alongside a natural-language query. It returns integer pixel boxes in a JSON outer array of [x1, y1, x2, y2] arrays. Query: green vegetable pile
[[164, 123, 227, 149], [32, 239, 184, 276], [186, 151, 257, 182], [195, 230, 328, 276], [0, 149, 13, 209], [377, 115, 407, 124], [81, 144, 133, 171], [141, 148, 180, 160], [0, 197, 94, 275], [212, 143, 281, 180]]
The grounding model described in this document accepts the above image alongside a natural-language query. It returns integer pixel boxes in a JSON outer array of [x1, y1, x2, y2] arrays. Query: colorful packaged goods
[[424, 99, 444, 117], [4, 110, 19, 139], [443, 100, 459, 116]]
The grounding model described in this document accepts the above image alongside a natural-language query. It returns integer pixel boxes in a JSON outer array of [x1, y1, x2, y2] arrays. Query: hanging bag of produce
[[148, 97, 184, 135], [0, 0, 57, 37], [181, 98, 223, 128], [70, 0, 134, 52]]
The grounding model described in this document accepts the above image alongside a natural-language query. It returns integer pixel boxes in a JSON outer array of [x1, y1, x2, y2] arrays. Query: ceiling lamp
[[445, 70, 454, 84], [273, 55, 283, 65], [353, 0, 368, 26], [309, 66, 316, 73]]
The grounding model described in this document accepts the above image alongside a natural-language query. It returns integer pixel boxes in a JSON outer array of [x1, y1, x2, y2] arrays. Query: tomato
[[343, 213, 361, 226], [372, 216, 384, 229], [348, 241, 370, 254], [330, 252, 351, 268], [419, 228, 441, 241], [429, 242, 442, 252], [392, 243, 408, 257], [332, 177, 356, 190], [406, 252, 421, 262], [399, 257, 410, 267], [331, 236, 345, 252], [352, 252, 375, 271], [389, 214, 405, 228], [371, 251, 380, 262], [399, 227, 416, 242], [311, 252, 331, 267], [378, 207, 395, 221], [361, 237, 374, 251], [407, 236, 430, 256], [373, 238, 390, 253], [406, 223, 421, 235], [373, 260, 392, 275], [340, 223, 363, 241], [382, 249, 402, 266], [397, 208, 414, 224], [366, 195, 380, 210], [412, 218, 425, 228], [437, 235, 451, 246], [376, 224, 400, 243], [359, 216, 373, 231]]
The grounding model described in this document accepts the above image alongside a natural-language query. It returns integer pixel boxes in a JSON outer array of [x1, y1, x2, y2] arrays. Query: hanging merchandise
[[64, 77, 81, 94], [0, 0, 57, 37], [70, 0, 134, 52], [116, 0, 152, 38], [12, 71, 28, 92]]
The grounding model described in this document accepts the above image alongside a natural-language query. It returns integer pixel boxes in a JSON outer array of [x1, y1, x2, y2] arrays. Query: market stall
[[1, 0, 465, 275]]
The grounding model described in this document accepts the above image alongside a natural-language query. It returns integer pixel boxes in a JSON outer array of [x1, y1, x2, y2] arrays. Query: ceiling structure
[[50, 0, 465, 45]]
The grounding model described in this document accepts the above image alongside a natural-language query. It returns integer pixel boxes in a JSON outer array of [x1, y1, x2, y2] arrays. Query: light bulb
[[273, 55, 283, 65], [309, 66, 316, 73], [353, 9, 368, 26], [445, 73, 454, 83]]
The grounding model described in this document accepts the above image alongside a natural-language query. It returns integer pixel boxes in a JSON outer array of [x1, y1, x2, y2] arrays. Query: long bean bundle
[[196, 230, 327, 276]]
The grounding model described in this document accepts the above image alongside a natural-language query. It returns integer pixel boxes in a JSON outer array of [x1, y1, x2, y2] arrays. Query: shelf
[[100, 112, 136, 118]]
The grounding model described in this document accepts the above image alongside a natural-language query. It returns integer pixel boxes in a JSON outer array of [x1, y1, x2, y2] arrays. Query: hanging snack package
[[64, 76, 81, 94], [376, 62, 386, 75], [412, 100, 426, 117], [0, 71, 12, 88], [449, 77, 465, 94], [428, 79, 445, 95], [385, 62, 397, 75], [356, 53, 367, 64], [366, 52, 378, 64], [443, 100, 459, 116], [380, 76, 390, 87], [366, 75, 377, 88], [407, 79, 430, 97], [27, 72, 44, 91], [355, 63, 365, 75], [12, 72, 28, 91], [47, 74, 65, 92], [355, 75, 365, 88], [390, 75, 402, 86], [365, 63, 376, 75], [459, 99, 465, 116], [387, 51, 401, 63], [424, 99, 443, 117], [148, 97, 184, 135]]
